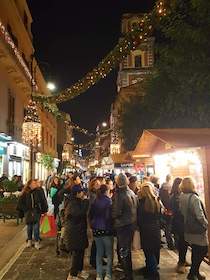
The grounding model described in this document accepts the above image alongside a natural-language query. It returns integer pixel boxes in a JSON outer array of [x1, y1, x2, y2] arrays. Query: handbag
[[185, 194, 207, 234]]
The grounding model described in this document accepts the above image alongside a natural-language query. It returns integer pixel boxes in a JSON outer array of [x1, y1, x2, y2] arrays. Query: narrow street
[[1, 238, 210, 280]]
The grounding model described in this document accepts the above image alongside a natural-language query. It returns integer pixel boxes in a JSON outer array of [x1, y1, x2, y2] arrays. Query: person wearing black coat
[[17, 179, 48, 249], [170, 177, 189, 274], [137, 182, 161, 280], [64, 185, 89, 280]]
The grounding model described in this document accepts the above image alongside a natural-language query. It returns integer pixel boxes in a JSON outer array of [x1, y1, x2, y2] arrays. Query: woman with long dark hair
[[65, 185, 89, 280], [137, 182, 161, 280], [50, 176, 62, 218], [17, 179, 48, 249], [170, 177, 189, 273]]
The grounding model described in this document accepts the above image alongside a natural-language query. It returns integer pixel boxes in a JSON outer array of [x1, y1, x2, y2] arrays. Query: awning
[[133, 128, 210, 157], [0, 133, 12, 142]]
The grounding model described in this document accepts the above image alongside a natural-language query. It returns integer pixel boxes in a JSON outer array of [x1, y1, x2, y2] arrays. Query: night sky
[[27, 0, 155, 141]]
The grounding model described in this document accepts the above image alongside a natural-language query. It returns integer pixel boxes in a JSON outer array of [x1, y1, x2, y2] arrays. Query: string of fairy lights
[[33, 0, 168, 105], [20, 0, 169, 152], [65, 120, 95, 137]]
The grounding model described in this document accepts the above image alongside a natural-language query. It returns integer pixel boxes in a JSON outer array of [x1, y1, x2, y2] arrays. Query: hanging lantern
[[22, 100, 42, 147]]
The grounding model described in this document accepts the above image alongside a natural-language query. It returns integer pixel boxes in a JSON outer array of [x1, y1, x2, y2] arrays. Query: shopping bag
[[132, 230, 141, 251], [40, 215, 57, 237], [40, 215, 51, 234]]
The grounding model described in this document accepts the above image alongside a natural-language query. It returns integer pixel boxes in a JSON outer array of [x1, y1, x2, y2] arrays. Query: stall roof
[[111, 152, 133, 164], [133, 128, 210, 157]]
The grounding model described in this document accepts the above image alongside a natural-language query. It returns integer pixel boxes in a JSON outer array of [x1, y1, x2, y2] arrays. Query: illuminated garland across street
[[33, 0, 168, 104], [65, 120, 95, 137]]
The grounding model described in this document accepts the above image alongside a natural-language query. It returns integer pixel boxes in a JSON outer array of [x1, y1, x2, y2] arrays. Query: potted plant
[[0, 179, 20, 223]]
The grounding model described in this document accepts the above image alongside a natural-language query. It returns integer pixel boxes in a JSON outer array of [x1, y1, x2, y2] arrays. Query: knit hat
[[71, 184, 83, 194]]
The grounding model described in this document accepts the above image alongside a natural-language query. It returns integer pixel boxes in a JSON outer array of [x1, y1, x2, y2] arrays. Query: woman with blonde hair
[[137, 182, 161, 280], [179, 177, 208, 280]]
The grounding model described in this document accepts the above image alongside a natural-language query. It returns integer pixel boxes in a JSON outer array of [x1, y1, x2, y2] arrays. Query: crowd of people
[[15, 171, 208, 280]]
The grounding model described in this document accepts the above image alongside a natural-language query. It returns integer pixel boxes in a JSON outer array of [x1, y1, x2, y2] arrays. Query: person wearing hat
[[112, 173, 138, 280], [65, 184, 89, 280]]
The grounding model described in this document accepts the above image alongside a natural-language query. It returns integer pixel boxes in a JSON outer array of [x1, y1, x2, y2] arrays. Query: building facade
[[57, 112, 73, 172], [0, 0, 58, 182], [110, 13, 154, 154]]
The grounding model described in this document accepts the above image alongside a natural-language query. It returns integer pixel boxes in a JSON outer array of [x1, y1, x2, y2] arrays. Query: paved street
[[0, 219, 25, 277], [1, 238, 210, 280]]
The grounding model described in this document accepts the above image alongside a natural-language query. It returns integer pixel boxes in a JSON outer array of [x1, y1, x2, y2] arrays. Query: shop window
[[134, 55, 142, 68]]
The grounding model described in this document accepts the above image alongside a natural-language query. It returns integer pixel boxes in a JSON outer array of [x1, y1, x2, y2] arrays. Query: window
[[7, 24, 19, 48], [8, 90, 15, 136], [50, 135, 52, 148], [46, 131, 49, 146], [22, 53, 29, 68], [23, 11, 28, 29], [42, 127, 45, 149], [134, 55, 142, 68], [131, 21, 139, 30]]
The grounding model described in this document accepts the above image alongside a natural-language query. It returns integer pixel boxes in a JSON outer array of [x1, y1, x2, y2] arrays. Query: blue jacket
[[90, 194, 112, 232]]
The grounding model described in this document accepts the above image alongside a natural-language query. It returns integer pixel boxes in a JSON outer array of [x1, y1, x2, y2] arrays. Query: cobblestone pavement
[[1, 238, 210, 280]]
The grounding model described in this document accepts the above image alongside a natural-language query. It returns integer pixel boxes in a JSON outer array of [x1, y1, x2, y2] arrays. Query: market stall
[[133, 128, 210, 255]]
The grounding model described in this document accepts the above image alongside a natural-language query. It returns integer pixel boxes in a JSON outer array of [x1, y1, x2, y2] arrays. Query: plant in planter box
[[1, 180, 19, 200]]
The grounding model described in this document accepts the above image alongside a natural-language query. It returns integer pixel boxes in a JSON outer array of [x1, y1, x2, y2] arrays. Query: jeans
[[90, 240, 96, 268], [177, 233, 188, 265], [117, 224, 134, 280], [143, 249, 158, 273], [163, 216, 174, 249], [27, 222, 40, 241], [70, 249, 85, 276], [94, 236, 113, 278], [190, 244, 208, 276]]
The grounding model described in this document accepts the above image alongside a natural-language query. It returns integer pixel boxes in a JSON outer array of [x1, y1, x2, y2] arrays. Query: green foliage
[[120, 0, 210, 150], [0, 195, 18, 204], [40, 154, 54, 170], [2, 180, 19, 193]]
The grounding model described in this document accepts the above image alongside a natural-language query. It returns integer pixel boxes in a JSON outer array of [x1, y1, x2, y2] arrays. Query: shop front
[[154, 149, 204, 201], [0, 133, 12, 177], [0, 144, 7, 176], [7, 142, 30, 183]]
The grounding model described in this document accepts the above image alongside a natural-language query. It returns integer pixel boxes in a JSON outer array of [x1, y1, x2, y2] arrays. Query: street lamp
[[102, 122, 107, 128], [71, 137, 75, 142], [47, 82, 56, 91]]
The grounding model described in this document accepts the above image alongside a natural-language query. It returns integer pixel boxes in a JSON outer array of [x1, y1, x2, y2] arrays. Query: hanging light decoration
[[22, 100, 42, 147]]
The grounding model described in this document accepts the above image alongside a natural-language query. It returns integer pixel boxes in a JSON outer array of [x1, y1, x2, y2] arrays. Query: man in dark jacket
[[64, 185, 89, 280], [112, 173, 138, 280]]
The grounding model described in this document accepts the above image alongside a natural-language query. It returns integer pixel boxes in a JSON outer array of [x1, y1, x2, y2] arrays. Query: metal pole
[[30, 144, 33, 179]]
